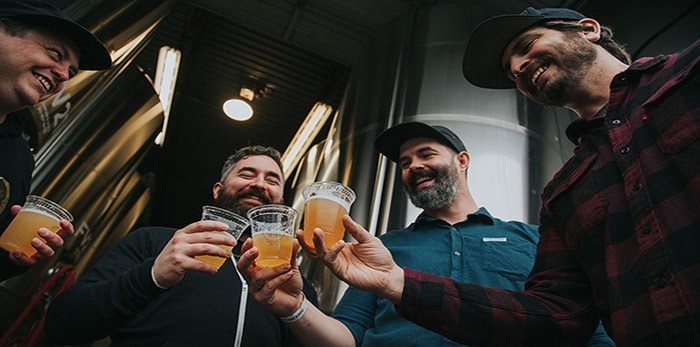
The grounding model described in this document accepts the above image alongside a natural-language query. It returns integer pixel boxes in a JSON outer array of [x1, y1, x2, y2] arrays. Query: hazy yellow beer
[[247, 204, 297, 268], [252, 232, 294, 267], [195, 243, 235, 270], [194, 205, 249, 270], [301, 181, 355, 253], [0, 195, 73, 257]]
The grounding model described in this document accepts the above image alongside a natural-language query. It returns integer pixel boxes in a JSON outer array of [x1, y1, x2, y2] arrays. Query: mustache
[[408, 168, 437, 188], [234, 187, 272, 205]]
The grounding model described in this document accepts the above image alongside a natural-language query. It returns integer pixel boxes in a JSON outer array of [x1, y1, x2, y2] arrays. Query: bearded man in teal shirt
[[238, 121, 613, 346]]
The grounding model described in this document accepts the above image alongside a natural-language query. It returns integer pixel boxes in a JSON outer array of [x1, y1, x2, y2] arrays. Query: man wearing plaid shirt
[[308, 7, 700, 346]]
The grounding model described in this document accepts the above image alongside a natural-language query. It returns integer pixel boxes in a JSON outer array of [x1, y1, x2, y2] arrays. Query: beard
[[214, 186, 280, 216], [522, 34, 597, 107], [403, 162, 459, 210]]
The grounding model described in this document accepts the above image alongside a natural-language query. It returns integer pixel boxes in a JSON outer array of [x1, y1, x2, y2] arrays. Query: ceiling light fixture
[[153, 45, 181, 146], [281, 102, 334, 175], [223, 87, 256, 121]]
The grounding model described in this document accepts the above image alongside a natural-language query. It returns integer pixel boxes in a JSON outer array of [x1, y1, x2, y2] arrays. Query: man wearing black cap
[[292, 7, 700, 346], [0, 0, 111, 280], [236, 121, 612, 346]]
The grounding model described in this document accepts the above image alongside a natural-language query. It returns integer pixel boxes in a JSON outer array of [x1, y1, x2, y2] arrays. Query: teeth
[[531, 65, 547, 86], [34, 74, 52, 92]]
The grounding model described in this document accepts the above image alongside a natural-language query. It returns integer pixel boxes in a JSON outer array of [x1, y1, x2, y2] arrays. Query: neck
[[424, 186, 478, 225], [566, 48, 629, 119]]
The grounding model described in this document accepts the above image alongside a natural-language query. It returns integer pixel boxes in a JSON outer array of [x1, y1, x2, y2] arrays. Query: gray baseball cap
[[375, 122, 467, 163]]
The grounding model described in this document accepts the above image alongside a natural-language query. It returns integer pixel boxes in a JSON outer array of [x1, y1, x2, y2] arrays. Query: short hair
[[219, 145, 284, 182], [0, 18, 31, 36], [541, 20, 632, 64]]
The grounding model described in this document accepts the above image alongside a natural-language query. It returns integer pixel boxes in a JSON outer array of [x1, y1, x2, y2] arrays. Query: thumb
[[342, 215, 372, 242]]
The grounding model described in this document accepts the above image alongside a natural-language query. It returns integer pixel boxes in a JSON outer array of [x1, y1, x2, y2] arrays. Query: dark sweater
[[0, 113, 34, 280], [45, 226, 317, 346]]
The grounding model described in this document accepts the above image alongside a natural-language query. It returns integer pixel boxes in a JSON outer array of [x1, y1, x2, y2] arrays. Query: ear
[[579, 18, 601, 43], [456, 151, 470, 170], [212, 181, 222, 200]]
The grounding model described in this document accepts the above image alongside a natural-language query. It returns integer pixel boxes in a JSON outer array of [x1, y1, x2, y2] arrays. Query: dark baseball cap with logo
[[462, 7, 586, 89], [374, 122, 468, 163], [0, 0, 112, 70]]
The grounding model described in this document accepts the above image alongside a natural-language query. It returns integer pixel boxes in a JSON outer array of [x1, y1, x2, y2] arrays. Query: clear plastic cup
[[194, 205, 249, 270], [301, 181, 355, 254], [0, 195, 73, 257]]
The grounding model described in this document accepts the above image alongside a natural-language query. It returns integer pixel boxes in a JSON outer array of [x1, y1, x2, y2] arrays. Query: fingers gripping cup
[[195, 206, 250, 270], [301, 181, 355, 253], [0, 195, 73, 257], [247, 205, 297, 268]]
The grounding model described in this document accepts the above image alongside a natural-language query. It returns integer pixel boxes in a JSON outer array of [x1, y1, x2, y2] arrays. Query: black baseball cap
[[462, 7, 585, 89], [0, 0, 111, 70], [375, 122, 468, 163]]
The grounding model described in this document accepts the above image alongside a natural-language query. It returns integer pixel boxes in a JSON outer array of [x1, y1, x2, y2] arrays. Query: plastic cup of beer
[[0, 195, 73, 257], [301, 181, 355, 254], [194, 205, 250, 270], [247, 204, 297, 268]]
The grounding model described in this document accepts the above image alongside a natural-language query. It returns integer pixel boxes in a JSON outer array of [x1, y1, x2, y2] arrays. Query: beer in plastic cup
[[301, 181, 355, 253], [0, 195, 73, 257], [194, 205, 249, 270], [247, 204, 297, 268]]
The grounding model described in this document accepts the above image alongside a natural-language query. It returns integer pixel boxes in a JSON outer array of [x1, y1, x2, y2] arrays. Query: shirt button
[[611, 119, 622, 125], [632, 182, 642, 192], [654, 277, 667, 288], [619, 146, 631, 155], [454, 251, 461, 256]]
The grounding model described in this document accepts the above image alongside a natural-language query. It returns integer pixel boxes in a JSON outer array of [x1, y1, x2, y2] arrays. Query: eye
[[421, 152, 435, 160], [239, 172, 254, 179], [47, 47, 63, 60], [266, 178, 281, 186]]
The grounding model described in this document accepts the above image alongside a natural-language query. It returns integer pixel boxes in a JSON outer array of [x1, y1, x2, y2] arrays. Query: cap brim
[[462, 15, 544, 89], [375, 122, 449, 163], [15, 15, 112, 70]]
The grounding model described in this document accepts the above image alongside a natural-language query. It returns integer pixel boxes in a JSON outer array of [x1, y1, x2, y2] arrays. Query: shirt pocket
[[542, 153, 609, 255], [646, 55, 700, 154], [481, 237, 536, 281]]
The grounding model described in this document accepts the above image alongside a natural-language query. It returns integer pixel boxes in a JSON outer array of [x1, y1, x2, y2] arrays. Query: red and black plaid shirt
[[398, 39, 700, 346]]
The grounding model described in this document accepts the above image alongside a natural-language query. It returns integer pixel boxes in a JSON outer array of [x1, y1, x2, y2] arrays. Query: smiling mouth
[[33, 73, 54, 93], [412, 176, 434, 189], [530, 63, 549, 89]]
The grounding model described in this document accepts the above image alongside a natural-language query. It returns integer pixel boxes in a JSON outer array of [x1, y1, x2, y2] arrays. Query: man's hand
[[237, 238, 305, 317], [152, 220, 235, 288], [8, 205, 75, 267], [313, 215, 405, 304]]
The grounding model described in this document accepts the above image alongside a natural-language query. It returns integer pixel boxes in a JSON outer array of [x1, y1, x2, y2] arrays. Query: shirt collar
[[564, 53, 668, 145], [413, 206, 495, 227], [565, 104, 608, 144]]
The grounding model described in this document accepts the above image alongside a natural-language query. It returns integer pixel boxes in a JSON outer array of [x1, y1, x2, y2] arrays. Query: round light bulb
[[223, 99, 253, 121]]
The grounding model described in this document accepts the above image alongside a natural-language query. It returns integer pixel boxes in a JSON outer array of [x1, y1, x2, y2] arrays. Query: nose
[[51, 62, 72, 83], [406, 161, 426, 173], [250, 174, 266, 189], [509, 55, 529, 82]]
